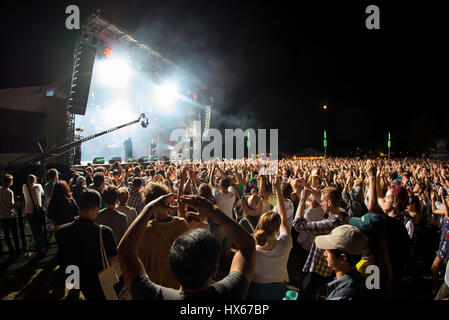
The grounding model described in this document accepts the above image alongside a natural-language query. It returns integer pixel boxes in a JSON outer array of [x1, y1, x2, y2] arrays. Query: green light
[[324, 130, 327, 139], [93, 157, 105, 164], [324, 139, 327, 148], [388, 141, 391, 148]]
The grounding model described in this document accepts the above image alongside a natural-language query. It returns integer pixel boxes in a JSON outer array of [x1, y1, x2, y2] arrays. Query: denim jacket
[[325, 269, 367, 300]]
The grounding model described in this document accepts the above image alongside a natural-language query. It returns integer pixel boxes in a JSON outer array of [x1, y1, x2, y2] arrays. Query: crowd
[[1, 157, 449, 300]]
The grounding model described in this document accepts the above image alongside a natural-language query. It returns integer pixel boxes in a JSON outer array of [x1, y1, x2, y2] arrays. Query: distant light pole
[[324, 129, 327, 158], [388, 131, 391, 159]]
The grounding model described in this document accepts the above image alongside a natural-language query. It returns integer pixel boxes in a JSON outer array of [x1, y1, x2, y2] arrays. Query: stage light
[[103, 100, 137, 126], [104, 47, 112, 58], [193, 93, 198, 100], [97, 58, 131, 88], [153, 82, 178, 108]]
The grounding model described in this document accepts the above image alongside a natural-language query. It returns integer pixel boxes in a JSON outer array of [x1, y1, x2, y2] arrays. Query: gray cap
[[315, 224, 367, 255]]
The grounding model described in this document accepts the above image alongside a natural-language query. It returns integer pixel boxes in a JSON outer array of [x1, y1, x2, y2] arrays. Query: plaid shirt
[[127, 187, 145, 215], [293, 214, 346, 278]]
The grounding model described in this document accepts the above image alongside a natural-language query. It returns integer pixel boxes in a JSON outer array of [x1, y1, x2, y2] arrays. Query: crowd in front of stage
[[1, 157, 449, 300]]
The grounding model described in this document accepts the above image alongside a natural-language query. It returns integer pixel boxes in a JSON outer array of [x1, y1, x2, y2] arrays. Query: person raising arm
[[118, 193, 255, 299]]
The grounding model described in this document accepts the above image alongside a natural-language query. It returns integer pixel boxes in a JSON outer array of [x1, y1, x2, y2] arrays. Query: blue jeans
[[26, 213, 47, 250], [1, 218, 20, 253]]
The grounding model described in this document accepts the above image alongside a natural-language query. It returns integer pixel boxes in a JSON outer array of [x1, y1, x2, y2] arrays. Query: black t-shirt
[[58, 218, 117, 300], [47, 199, 79, 226], [131, 271, 249, 300], [384, 216, 410, 281]]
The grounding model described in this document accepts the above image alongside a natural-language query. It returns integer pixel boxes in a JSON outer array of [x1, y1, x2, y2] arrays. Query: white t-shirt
[[212, 186, 236, 218], [253, 232, 293, 284], [0, 187, 15, 219], [297, 206, 325, 251], [273, 199, 294, 230], [22, 183, 44, 214]]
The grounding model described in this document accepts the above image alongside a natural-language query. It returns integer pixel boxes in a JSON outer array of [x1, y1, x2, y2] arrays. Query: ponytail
[[254, 230, 268, 246], [253, 210, 281, 246]]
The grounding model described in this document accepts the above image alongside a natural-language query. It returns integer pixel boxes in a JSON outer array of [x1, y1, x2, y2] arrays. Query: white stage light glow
[[153, 82, 179, 108], [97, 58, 131, 88], [103, 100, 137, 126]]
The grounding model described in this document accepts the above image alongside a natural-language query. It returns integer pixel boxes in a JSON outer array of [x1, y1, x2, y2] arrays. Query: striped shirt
[[293, 214, 346, 278]]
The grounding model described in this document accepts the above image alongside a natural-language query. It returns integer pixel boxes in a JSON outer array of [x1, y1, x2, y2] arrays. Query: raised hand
[[300, 186, 311, 201], [148, 193, 178, 211], [366, 160, 376, 179], [273, 175, 282, 191], [180, 195, 215, 219]]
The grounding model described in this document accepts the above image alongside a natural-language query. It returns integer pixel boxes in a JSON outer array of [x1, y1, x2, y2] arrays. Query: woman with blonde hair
[[246, 177, 293, 300]]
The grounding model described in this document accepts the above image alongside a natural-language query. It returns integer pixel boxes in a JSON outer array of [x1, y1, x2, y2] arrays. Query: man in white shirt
[[0, 174, 21, 256], [296, 196, 325, 251]]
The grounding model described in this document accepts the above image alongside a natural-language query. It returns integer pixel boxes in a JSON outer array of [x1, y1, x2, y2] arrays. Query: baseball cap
[[249, 177, 257, 184], [349, 212, 385, 238], [315, 224, 367, 255]]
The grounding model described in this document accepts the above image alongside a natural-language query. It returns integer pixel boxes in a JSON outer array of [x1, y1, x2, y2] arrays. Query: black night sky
[[0, 1, 446, 156]]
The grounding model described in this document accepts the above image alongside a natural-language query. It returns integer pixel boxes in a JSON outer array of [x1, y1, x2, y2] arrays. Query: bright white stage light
[[97, 58, 131, 88], [103, 100, 137, 126], [153, 82, 179, 108]]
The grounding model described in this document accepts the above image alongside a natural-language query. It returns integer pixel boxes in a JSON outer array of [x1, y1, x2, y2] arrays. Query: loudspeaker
[[109, 157, 122, 164], [73, 145, 82, 165], [68, 42, 97, 115]]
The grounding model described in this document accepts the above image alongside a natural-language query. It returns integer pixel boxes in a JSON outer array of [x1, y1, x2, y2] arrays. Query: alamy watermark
[[65, 265, 80, 290], [65, 5, 80, 30], [168, 121, 279, 175], [365, 264, 380, 290], [365, 5, 380, 30]]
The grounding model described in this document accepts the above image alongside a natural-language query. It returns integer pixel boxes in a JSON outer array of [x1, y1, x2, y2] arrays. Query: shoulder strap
[[240, 217, 256, 234], [99, 226, 110, 269], [26, 183, 36, 207]]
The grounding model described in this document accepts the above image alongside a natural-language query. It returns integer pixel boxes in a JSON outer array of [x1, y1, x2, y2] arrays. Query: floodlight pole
[[323, 129, 327, 158], [388, 131, 391, 159]]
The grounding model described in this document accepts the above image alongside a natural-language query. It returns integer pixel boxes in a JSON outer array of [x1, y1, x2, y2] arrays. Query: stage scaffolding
[[65, 10, 212, 165]]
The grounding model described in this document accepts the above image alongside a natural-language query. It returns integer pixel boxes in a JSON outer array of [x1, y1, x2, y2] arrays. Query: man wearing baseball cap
[[315, 224, 368, 300]]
